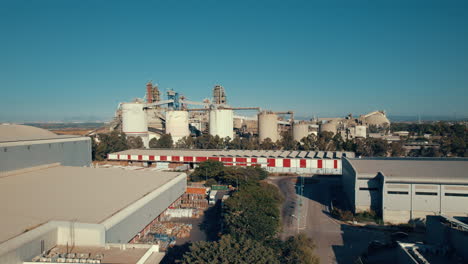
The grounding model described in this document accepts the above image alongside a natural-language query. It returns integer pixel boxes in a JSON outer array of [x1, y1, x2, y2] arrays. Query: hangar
[[342, 158, 468, 224]]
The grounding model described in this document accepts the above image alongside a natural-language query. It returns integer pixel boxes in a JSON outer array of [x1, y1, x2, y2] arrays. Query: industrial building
[[0, 124, 91, 173], [108, 149, 355, 175], [0, 124, 187, 264], [341, 158, 468, 224]]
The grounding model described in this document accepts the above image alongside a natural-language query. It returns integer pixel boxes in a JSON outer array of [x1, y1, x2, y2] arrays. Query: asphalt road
[[270, 176, 387, 264]]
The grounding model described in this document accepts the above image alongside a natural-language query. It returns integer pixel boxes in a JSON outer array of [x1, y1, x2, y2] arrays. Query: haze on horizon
[[1, 0, 467, 123]]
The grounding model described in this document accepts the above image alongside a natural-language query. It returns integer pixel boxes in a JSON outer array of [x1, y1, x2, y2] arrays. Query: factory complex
[[108, 149, 355, 174], [107, 83, 392, 148], [0, 124, 186, 264], [342, 158, 468, 224]]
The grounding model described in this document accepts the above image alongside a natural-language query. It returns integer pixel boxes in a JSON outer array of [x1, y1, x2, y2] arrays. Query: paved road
[[270, 176, 387, 264]]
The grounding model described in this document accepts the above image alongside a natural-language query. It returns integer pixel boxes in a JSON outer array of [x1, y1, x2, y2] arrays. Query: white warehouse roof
[[0, 124, 80, 143], [0, 164, 184, 243], [348, 158, 468, 184]]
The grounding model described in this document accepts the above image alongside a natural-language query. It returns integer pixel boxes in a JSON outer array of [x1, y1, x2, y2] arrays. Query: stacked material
[[150, 222, 192, 238]]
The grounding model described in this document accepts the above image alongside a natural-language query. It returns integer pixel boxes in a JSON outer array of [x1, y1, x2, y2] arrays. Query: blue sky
[[1, 0, 467, 122]]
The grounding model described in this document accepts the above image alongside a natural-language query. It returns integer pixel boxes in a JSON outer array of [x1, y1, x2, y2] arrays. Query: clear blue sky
[[1, 0, 467, 122]]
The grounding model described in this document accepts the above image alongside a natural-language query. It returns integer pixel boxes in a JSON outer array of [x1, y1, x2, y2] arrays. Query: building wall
[[0, 137, 91, 173], [109, 153, 345, 175], [0, 223, 58, 264], [341, 158, 356, 212], [103, 173, 187, 243], [355, 176, 382, 214], [383, 183, 468, 224]]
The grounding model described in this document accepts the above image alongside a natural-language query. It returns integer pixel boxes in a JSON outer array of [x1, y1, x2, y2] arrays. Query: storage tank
[[320, 121, 337, 135], [293, 122, 310, 141], [258, 111, 278, 142], [166, 110, 190, 142], [209, 109, 234, 139], [121, 102, 149, 148]]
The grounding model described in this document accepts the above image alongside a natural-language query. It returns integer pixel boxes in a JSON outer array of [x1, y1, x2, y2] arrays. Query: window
[[387, 191, 408, 195], [359, 187, 378, 191], [445, 193, 468, 197], [415, 192, 437, 196]]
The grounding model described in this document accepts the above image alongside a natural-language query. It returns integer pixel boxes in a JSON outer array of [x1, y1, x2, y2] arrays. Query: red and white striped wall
[[107, 154, 343, 175]]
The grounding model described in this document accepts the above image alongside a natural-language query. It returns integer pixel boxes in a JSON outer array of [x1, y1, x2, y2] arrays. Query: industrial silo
[[209, 109, 234, 139], [166, 110, 190, 142], [258, 111, 278, 142], [320, 121, 338, 135], [121, 102, 149, 147], [293, 122, 310, 142]]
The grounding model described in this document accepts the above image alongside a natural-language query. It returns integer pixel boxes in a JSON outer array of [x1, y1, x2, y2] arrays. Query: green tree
[[280, 234, 320, 264], [149, 137, 158, 148], [182, 235, 280, 264], [175, 136, 195, 149], [94, 131, 128, 160], [260, 138, 278, 150], [127, 136, 144, 149], [190, 160, 225, 182], [390, 141, 405, 157], [299, 134, 318, 151], [223, 182, 282, 241], [280, 130, 298, 150], [158, 134, 174, 148]]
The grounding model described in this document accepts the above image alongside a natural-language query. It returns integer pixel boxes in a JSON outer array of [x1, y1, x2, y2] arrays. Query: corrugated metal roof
[[111, 149, 355, 159], [0, 165, 183, 243], [348, 158, 468, 184]]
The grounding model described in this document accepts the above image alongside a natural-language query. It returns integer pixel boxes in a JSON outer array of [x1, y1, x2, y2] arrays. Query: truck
[[209, 190, 218, 205]]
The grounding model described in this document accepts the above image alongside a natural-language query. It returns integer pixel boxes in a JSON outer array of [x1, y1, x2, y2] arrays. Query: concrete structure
[[293, 122, 310, 142], [0, 164, 186, 264], [258, 111, 278, 142], [320, 120, 338, 134], [213, 85, 227, 105], [0, 124, 91, 173], [108, 149, 355, 175], [209, 109, 234, 139], [361, 110, 390, 127], [121, 102, 149, 147], [165, 110, 190, 142], [342, 158, 468, 224]]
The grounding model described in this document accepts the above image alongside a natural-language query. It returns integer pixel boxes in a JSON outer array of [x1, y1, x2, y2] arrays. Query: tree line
[[91, 122, 466, 160], [165, 161, 319, 264]]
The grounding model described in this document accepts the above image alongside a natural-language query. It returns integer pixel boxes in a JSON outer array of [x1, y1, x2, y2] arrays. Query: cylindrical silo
[[320, 121, 337, 135], [209, 109, 234, 139], [121, 102, 149, 148], [258, 111, 278, 142], [166, 110, 190, 142], [293, 122, 310, 141]]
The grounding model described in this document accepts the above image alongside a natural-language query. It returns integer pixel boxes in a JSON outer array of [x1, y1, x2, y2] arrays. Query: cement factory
[[107, 82, 391, 147], [0, 84, 466, 264]]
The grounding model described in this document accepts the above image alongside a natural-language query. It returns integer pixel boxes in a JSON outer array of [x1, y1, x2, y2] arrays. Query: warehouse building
[[0, 164, 186, 263], [0, 124, 91, 173], [342, 158, 468, 224], [0, 124, 186, 264], [108, 149, 355, 175]]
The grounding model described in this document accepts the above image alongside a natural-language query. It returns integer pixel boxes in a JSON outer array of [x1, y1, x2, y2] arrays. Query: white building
[[342, 158, 468, 224]]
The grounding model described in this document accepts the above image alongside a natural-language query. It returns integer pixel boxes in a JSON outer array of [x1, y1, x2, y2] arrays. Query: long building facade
[[108, 149, 355, 175], [342, 158, 468, 224]]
